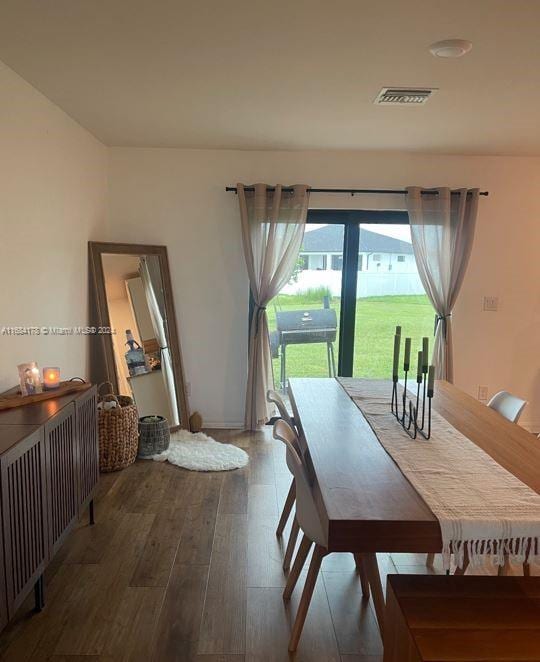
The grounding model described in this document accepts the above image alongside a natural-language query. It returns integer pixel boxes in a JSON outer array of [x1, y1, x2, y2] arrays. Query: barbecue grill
[[275, 307, 337, 387]]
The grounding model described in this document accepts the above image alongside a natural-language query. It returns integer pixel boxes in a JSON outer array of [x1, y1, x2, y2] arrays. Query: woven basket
[[98, 382, 139, 472], [138, 415, 170, 457]]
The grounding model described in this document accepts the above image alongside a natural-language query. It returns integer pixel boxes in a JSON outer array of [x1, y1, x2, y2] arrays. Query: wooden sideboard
[[0, 385, 98, 630]]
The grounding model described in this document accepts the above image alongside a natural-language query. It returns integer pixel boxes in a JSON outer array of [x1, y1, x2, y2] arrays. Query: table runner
[[339, 378, 540, 569]]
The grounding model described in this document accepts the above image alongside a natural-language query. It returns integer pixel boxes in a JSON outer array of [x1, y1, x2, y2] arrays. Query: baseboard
[[202, 420, 245, 430]]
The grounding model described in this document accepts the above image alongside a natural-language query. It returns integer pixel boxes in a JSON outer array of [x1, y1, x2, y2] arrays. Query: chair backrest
[[487, 390, 527, 424], [267, 389, 294, 428], [273, 419, 327, 548]]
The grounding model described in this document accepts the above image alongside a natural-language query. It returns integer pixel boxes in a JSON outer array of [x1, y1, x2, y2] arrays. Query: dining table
[[288, 377, 540, 553], [287, 377, 540, 627]]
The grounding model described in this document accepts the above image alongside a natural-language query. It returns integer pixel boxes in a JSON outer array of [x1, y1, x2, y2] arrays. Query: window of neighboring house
[[388, 264, 392, 271], [331, 255, 343, 271], [372, 254, 381, 262], [357, 254, 363, 271], [397, 255, 406, 262], [308, 254, 327, 270]]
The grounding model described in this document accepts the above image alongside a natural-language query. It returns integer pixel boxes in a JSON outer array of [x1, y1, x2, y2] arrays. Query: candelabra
[[390, 329, 434, 439]]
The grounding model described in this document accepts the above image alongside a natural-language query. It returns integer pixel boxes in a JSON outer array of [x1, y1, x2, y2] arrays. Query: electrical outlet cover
[[483, 296, 499, 312], [478, 385, 488, 401]]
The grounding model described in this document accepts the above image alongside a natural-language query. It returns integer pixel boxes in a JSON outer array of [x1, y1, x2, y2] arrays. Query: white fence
[[281, 270, 425, 297]]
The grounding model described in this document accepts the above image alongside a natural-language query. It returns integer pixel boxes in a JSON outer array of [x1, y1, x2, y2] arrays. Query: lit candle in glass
[[42, 367, 60, 390]]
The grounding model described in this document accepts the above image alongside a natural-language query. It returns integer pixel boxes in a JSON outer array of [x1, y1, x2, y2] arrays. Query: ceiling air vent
[[374, 87, 437, 106]]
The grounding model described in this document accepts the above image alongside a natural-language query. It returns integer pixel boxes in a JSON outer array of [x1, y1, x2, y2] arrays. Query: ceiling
[[1, 0, 540, 154]]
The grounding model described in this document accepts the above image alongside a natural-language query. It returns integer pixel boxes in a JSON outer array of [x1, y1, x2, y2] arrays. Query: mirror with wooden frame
[[88, 241, 189, 430]]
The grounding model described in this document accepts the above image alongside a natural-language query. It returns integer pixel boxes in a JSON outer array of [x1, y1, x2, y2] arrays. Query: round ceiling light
[[429, 39, 472, 58]]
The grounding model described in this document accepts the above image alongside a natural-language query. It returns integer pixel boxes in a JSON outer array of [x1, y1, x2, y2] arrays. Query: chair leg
[[276, 479, 295, 538], [283, 516, 300, 571], [283, 534, 313, 600], [524, 562, 531, 576], [498, 554, 511, 576], [426, 553, 435, 567], [353, 553, 370, 599], [288, 544, 325, 652], [362, 553, 384, 637]]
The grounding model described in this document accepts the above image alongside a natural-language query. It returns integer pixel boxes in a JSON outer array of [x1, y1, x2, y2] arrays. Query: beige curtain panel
[[238, 183, 310, 430], [406, 187, 479, 382]]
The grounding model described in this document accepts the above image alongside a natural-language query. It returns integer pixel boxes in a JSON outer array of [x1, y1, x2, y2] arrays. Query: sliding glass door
[[265, 210, 433, 390]]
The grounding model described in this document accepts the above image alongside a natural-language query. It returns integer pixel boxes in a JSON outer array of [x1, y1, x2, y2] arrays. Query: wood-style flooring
[[0, 428, 533, 661]]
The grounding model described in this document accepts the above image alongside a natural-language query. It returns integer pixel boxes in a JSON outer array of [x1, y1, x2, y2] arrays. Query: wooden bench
[[384, 574, 540, 661]]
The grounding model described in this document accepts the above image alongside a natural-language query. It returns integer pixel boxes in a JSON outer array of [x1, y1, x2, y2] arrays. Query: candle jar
[[18, 362, 43, 396], [42, 367, 61, 390]]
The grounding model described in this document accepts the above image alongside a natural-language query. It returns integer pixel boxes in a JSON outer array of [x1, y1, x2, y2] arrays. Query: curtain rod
[[225, 186, 489, 196]]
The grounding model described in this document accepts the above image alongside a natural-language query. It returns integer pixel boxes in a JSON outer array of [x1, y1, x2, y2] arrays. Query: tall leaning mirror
[[88, 242, 190, 429]]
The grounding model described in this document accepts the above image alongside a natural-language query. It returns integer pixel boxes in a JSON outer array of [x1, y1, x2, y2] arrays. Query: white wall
[[108, 148, 540, 430], [0, 61, 108, 392]]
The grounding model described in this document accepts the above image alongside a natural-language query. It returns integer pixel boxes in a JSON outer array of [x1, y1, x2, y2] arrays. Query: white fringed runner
[[340, 378, 540, 570]]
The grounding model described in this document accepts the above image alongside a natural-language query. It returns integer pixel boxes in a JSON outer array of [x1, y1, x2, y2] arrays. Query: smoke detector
[[430, 39, 472, 58], [374, 87, 437, 106]]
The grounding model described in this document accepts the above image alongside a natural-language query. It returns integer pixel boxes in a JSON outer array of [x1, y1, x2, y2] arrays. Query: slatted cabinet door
[[75, 385, 98, 514], [0, 428, 47, 617], [0, 489, 8, 631], [45, 403, 77, 557]]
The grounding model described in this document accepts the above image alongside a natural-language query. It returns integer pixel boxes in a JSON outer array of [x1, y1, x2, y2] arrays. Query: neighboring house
[[300, 225, 416, 273], [281, 225, 424, 297]]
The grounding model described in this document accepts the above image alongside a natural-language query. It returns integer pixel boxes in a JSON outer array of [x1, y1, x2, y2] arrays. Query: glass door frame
[[306, 209, 409, 377]]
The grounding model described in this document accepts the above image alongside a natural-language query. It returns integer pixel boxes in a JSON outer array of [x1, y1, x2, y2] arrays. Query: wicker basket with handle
[[97, 381, 139, 472]]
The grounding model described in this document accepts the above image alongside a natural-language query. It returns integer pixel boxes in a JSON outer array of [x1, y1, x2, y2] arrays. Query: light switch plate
[[483, 296, 499, 312], [478, 385, 489, 401]]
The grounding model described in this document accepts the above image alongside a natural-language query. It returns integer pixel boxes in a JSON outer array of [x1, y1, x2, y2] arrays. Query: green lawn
[[267, 293, 434, 383]]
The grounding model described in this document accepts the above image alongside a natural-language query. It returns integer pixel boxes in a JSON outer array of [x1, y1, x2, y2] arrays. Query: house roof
[[301, 225, 414, 254]]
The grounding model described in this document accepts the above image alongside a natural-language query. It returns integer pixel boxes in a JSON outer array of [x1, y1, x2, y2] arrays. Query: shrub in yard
[[296, 286, 333, 303]]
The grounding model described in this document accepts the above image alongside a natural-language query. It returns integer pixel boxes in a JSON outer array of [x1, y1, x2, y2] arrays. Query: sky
[[305, 223, 411, 242]]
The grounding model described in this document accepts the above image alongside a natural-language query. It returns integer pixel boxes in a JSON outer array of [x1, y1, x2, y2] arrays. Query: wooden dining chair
[[267, 389, 301, 570], [273, 419, 385, 651]]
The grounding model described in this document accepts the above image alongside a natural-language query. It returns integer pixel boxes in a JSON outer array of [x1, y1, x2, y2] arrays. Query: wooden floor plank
[[53, 513, 155, 656], [130, 470, 190, 587], [246, 585, 341, 662], [247, 517, 288, 589], [219, 469, 249, 516], [198, 514, 248, 655], [247, 484, 278, 520], [102, 586, 164, 660], [175, 473, 223, 566], [151, 563, 209, 662], [322, 571, 382, 656], [0, 565, 85, 662], [248, 441, 275, 486]]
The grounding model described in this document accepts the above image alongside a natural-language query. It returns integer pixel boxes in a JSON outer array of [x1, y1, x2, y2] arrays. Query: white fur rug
[[149, 429, 249, 472]]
